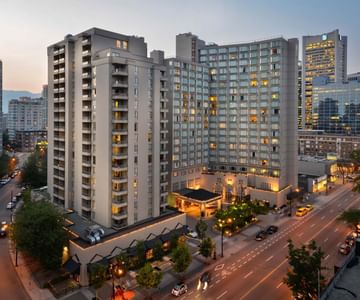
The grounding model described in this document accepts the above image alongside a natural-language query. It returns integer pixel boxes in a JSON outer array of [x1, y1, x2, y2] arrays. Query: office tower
[[312, 76, 360, 135], [302, 29, 347, 129], [176, 33, 205, 63], [166, 58, 209, 192], [8, 97, 47, 141], [298, 61, 302, 128], [47, 28, 169, 229], [0, 60, 2, 154]]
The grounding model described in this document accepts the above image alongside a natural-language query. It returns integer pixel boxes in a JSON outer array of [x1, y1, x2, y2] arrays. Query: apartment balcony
[[112, 81, 128, 88], [112, 115, 128, 123], [54, 164, 65, 171], [112, 127, 128, 135], [59, 77, 65, 83], [112, 152, 128, 160], [82, 95, 91, 101], [59, 57, 65, 64], [82, 182, 91, 189], [82, 126, 91, 133], [82, 147, 92, 155], [82, 61, 91, 67], [82, 160, 91, 167], [58, 48, 65, 54], [112, 176, 127, 184], [54, 69, 59, 74], [82, 138, 91, 145], [82, 38, 91, 45], [54, 135, 65, 142], [54, 116, 65, 122], [112, 68, 128, 76], [81, 193, 91, 201], [59, 68, 65, 74], [82, 72, 91, 79], [82, 83, 91, 90], [82, 50, 91, 56], [81, 205, 91, 212], [82, 115, 92, 122], [112, 164, 127, 171], [112, 93, 128, 100], [112, 200, 127, 208], [82, 105, 91, 112], [53, 183, 65, 190], [112, 190, 127, 197], [112, 211, 128, 220]]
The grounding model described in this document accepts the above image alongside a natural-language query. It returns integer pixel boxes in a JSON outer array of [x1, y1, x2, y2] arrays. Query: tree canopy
[[284, 239, 326, 300], [195, 219, 208, 239], [12, 200, 67, 269], [20, 148, 47, 188], [171, 241, 192, 274], [199, 237, 214, 259], [89, 263, 108, 290], [338, 208, 360, 230], [136, 262, 163, 291]]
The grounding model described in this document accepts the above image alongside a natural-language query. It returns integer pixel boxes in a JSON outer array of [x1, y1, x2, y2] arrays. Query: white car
[[187, 231, 198, 238], [7, 202, 16, 209]]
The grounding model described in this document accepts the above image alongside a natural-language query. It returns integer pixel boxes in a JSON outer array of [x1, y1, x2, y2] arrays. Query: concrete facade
[[48, 28, 169, 230], [0, 60, 2, 154], [302, 29, 347, 129]]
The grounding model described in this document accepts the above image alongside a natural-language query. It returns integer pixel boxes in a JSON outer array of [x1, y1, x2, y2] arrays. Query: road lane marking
[[298, 232, 304, 237], [325, 254, 330, 261], [283, 243, 289, 249], [215, 264, 224, 271], [310, 224, 316, 228], [321, 216, 325, 220], [216, 291, 228, 300], [276, 282, 283, 289], [244, 271, 253, 279], [324, 238, 328, 243], [265, 255, 274, 262]]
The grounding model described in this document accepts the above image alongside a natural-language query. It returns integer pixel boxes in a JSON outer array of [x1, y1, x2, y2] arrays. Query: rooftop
[[176, 188, 221, 201]]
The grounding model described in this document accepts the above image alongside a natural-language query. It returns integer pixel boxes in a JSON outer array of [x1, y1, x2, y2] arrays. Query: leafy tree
[[153, 241, 164, 261], [116, 252, 130, 274], [172, 241, 192, 275], [22, 189, 32, 203], [199, 237, 214, 259], [284, 239, 326, 300], [195, 219, 208, 239], [2, 131, 10, 148], [135, 241, 146, 268], [337, 159, 353, 184], [12, 200, 67, 269], [0, 153, 11, 177], [20, 148, 47, 188], [338, 208, 360, 234], [352, 175, 360, 194], [89, 263, 108, 300], [136, 262, 163, 300], [350, 149, 360, 171]]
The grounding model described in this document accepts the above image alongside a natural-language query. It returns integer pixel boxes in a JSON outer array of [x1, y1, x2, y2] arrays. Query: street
[[0, 176, 29, 300], [155, 185, 358, 300]]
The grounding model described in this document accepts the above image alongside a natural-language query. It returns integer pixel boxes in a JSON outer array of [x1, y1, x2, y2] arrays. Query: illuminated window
[[219, 123, 226, 129], [146, 249, 154, 260], [175, 84, 180, 90], [272, 93, 279, 100], [261, 80, 268, 86], [112, 205, 120, 214], [250, 80, 258, 87], [262, 138, 269, 144], [250, 115, 257, 123], [209, 95, 217, 102], [210, 69, 217, 75], [261, 160, 268, 166], [210, 143, 217, 149], [122, 41, 128, 50], [116, 40, 121, 48], [133, 179, 137, 188]]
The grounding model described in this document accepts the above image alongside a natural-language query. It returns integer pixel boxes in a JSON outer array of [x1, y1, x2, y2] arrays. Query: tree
[[338, 208, 360, 234], [171, 241, 192, 276], [89, 263, 108, 300], [195, 219, 208, 239], [350, 149, 360, 171], [20, 148, 47, 188], [153, 241, 164, 261], [12, 200, 67, 269], [0, 153, 11, 178], [352, 175, 360, 194], [337, 159, 354, 184], [135, 241, 146, 268], [284, 239, 326, 300], [199, 237, 214, 259], [136, 262, 163, 300]]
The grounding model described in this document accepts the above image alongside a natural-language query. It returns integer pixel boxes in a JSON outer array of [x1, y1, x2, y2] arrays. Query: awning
[[63, 258, 81, 274]]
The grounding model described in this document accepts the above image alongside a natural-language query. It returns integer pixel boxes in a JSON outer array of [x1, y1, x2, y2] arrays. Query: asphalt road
[[0, 176, 30, 300], [156, 186, 358, 300]]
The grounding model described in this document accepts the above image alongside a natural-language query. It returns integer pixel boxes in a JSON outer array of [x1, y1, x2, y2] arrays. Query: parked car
[[305, 204, 313, 212], [339, 243, 351, 255], [11, 196, 17, 203], [197, 271, 211, 291], [266, 225, 278, 235], [255, 230, 267, 241], [345, 235, 355, 247], [171, 282, 188, 297], [0, 221, 8, 237], [295, 207, 308, 217], [187, 230, 198, 239], [6, 202, 16, 209]]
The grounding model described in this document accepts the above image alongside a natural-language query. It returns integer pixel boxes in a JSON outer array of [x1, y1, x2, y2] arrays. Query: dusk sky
[[0, 0, 359, 92]]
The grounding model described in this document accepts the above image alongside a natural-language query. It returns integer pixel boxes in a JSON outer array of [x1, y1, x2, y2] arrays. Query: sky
[[0, 0, 359, 92]]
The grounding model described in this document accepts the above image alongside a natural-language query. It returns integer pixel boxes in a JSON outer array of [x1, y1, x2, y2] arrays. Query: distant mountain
[[2, 90, 41, 113]]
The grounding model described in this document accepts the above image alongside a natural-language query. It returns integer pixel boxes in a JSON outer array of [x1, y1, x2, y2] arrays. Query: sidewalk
[[8, 241, 55, 300]]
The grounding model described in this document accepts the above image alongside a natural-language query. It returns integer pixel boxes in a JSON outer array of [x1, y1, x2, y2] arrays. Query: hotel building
[[302, 29, 347, 129], [47, 28, 170, 229]]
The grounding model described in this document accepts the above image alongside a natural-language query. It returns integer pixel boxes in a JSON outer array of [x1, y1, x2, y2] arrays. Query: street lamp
[[110, 261, 126, 299], [219, 222, 224, 258]]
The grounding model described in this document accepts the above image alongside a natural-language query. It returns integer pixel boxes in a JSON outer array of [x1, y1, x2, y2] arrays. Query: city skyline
[[0, 0, 359, 92]]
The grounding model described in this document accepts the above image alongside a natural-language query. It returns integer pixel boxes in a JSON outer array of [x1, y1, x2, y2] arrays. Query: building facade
[[302, 29, 347, 129], [312, 76, 360, 134], [0, 60, 2, 154], [8, 97, 47, 141], [166, 58, 209, 192], [298, 130, 360, 160], [298, 61, 302, 128], [15, 130, 47, 152], [47, 28, 169, 229]]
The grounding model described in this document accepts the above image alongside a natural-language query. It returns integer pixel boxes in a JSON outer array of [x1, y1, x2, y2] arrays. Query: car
[[305, 204, 313, 212], [345, 235, 355, 247], [6, 202, 16, 210], [197, 271, 211, 291], [339, 243, 351, 255], [295, 207, 308, 217], [171, 282, 188, 297], [10, 173, 16, 179], [0, 221, 8, 237], [187, 230, 198, 238], [255, 230, 267, 241], [266, 225, 278, 235], [11, 196, 17, 203]]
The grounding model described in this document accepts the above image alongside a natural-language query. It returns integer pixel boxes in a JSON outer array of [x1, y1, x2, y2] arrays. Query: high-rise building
[[47, 28, 169, 229], [176, 33, 205, 63], [41, 84, 48, 128], [348, 72, 360, 82], [298, 61, 302, 128], [8, 97, 47, 141], [312, 76, 360, 135], [0, 60, 2, 154], [302, 29, 347, 129], [171, 34, 299, 206], [166, 58, 209, 192]]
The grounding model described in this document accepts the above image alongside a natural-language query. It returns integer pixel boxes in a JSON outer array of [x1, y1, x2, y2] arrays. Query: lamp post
[[219, 222, 224, 258]]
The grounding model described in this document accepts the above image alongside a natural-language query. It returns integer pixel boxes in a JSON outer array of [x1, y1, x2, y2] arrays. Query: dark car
[[171, 282, 188, 297], [255, 230, 267, 241], [197, 271, 211, 291], [345, 235, 355, 247], [266, 225, 278, 234], [339, 243, 351, 255]]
